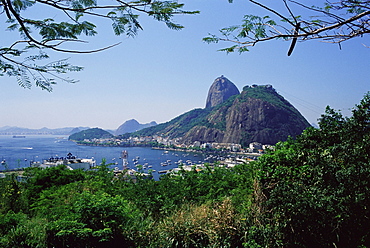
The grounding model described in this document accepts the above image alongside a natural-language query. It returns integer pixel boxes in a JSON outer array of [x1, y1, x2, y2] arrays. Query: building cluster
[[78, 135, 273, 154]]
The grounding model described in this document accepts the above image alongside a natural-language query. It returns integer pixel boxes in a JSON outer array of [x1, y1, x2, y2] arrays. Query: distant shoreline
[[0, 134, 70, 136], [152, 146, 262, 157], [74, 142, 262, 157]]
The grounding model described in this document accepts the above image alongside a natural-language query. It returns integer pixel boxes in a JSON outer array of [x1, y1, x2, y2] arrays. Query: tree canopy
[[204, 0, 370, 55], [0, 0, 198, 91]]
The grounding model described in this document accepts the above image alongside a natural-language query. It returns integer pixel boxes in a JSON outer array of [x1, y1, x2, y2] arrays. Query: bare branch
[[249, 0, 296, 27], [283, 0, 297, 24]]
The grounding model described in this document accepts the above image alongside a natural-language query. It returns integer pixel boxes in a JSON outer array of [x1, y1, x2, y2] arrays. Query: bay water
[[0, 135, 207, 180]]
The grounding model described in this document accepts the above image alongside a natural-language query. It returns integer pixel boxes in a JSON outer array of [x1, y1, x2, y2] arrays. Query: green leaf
[[202, 36, 219, 44], [165, 21, 184, 30], [218, 45, 238, 54], [6, 24, 19, 31], [238, 46, 249, 53], [12, 0, 35, 12]]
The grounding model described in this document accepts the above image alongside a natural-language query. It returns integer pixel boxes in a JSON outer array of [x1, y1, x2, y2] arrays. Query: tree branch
[[1, 0, 12, 19], [207, 1, 370, 54]]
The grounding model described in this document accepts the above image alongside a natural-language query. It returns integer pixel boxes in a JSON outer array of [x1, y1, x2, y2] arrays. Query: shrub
[[153, 198, 245, 248]]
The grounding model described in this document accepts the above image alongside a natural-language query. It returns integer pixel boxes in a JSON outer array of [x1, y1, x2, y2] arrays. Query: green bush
[[0, 213, 46, 248], [153, 198, 245, 248], [0, 174, 28, 213]]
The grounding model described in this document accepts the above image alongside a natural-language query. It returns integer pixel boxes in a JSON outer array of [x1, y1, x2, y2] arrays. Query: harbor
[[0, 135, 217, 180], [0, 135, 260, 180]]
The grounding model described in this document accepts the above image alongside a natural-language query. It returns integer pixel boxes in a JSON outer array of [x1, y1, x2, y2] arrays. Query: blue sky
[[1, 0, 369, 130]]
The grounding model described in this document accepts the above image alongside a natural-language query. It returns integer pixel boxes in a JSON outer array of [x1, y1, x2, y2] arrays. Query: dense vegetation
[[1, 92, 369, 247], [69, 128, 114, 141], [240, 85, 296, 113]]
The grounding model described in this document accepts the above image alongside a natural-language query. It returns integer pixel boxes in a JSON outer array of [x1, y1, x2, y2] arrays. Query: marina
[[0, 135, 215, 180]]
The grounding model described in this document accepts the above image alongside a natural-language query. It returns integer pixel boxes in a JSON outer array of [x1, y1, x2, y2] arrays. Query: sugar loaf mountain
[[127, 76, 310, 146]]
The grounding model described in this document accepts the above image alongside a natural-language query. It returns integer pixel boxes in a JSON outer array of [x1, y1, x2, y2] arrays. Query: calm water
[[0, 135, 207, 179]]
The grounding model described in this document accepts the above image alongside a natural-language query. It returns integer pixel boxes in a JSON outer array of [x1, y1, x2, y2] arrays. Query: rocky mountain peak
[[130, 78, 310, 146], [205, 75, 240, 108]]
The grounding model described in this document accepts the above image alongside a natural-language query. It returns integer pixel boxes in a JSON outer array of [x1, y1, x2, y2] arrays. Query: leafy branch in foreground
[[204, 0, 370, 55], [0, 0, 198, 91]]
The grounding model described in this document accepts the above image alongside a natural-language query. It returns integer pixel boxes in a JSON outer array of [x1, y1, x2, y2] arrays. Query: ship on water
[[31, 152, 96, 170], [13, 135, 26, 138]]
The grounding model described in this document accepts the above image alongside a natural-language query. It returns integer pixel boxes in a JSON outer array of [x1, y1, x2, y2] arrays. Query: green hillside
[[69, 128, 114, 141]]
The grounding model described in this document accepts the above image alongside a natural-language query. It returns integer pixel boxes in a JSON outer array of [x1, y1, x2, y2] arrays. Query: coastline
[[74, 142, 263, 158], [151, 146, 263, 157]]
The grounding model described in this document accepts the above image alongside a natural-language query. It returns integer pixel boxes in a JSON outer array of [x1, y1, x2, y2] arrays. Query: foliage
[[115, 163, 255, 220], [0, 153, 255, 247], [0, 173, 28, 213], [46, 220, 94, 248], [69, 127, 114, 141], [23, 164, 86, 203], [252, 92, 370, 247], [0, 212, 28, 237], [45, 191, 146, 247], [0, 0, 198, 90], [26, 168, 147, 247], [0, 212, 47, 248], [204, 0, 370, 55], [153, 198, 245, 248]]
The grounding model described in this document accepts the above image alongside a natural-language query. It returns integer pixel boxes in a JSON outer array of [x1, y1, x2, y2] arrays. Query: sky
[[1, 0, 369, 130]]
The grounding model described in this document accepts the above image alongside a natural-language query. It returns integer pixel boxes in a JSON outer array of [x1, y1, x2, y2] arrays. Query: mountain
[[205, 75, 240, 108], [70, 127, 83, 135], [0, 126, 90, 135], [131, 80, 310, 146], [115, 119, 157, 135], [69, 128, 114, 141]]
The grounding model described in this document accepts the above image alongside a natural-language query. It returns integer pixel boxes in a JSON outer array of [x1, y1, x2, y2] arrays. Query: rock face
[[115, 119, 157, 135], [186, 85, 310, 145], [133, 79, 311, 146], [205, 75, 240, 108]]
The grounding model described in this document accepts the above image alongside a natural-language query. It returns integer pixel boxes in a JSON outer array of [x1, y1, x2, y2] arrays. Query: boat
[[13, 135, 26, 138], [31, 152, 96, 170]]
